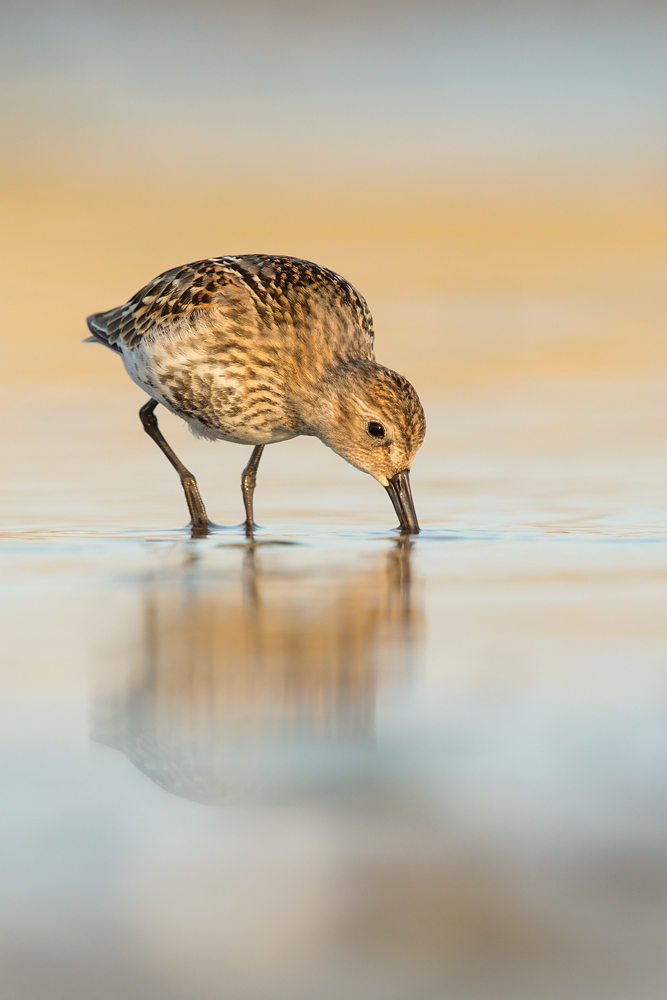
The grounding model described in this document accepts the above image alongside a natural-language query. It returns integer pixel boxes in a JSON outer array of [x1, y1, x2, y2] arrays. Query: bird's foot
[[188, 519, 222, 539]]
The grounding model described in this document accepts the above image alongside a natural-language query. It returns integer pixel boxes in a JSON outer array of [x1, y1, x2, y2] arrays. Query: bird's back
[[87, 255, 375, 364]]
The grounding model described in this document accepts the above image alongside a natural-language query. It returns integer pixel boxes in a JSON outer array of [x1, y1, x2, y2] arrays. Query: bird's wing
[[85, 259, 243, 351], [86, 255, 375, 355]]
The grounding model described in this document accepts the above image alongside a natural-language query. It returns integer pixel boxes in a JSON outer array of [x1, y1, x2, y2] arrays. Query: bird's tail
[[84, 313, 122, 354]]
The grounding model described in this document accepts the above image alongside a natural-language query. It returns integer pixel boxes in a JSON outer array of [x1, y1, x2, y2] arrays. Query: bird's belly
[[181, 414, 298, 446], [122, 341, 298, 446]]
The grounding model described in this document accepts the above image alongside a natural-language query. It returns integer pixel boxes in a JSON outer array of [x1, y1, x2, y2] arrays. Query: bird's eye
[[367, 421, 386, 439]]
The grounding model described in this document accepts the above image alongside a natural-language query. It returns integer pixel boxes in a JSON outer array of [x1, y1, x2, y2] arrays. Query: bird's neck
[[292, 358, 381, 441]]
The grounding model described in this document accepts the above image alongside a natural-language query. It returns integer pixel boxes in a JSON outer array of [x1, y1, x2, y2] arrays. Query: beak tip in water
[[385, 470, 420, 534]]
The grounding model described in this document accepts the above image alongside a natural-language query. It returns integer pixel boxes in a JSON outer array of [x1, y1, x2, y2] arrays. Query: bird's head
[[310, 361, 426, 533]]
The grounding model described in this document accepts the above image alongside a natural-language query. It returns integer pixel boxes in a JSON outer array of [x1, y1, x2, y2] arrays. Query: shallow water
[[2, 377, 667, 999]]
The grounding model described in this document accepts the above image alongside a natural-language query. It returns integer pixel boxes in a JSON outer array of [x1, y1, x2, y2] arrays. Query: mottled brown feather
[[87, 255, 375, 354]]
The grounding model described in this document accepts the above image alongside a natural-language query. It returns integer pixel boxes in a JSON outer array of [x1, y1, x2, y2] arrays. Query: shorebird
[[86, 255, 426, 536]]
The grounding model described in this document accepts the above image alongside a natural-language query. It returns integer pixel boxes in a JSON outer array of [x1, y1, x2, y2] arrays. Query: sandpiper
[[86, 255, 426, 536]]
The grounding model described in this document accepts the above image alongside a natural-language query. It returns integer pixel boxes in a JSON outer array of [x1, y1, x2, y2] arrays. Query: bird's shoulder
[[231, 255, 375, 347], [87, 255, 375, 352]]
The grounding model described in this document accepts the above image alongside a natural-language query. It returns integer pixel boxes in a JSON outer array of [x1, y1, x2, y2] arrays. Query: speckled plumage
[[87, 254, 425, 533]]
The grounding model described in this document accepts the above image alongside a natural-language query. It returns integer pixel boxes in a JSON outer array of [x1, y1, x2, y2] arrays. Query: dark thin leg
[[139, 399, 211, 534], [241, 445, 264, 537]]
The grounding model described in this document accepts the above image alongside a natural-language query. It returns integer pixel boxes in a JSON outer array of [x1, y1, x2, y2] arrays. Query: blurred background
[[2, 0, 667, 390], [2, 2, 667, 999]]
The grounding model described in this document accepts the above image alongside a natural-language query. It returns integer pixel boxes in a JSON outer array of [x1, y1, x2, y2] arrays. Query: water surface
[[2, 378, 667, 999]]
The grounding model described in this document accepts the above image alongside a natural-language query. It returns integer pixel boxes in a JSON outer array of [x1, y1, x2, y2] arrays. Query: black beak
[[385, 469, 420, 534]]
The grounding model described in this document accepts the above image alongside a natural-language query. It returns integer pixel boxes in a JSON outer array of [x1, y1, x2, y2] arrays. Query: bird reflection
[[93, 538, 422, 804]]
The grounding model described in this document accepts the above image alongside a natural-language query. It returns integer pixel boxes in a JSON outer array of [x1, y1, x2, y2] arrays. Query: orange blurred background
[[2, 0, 666, 392]]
